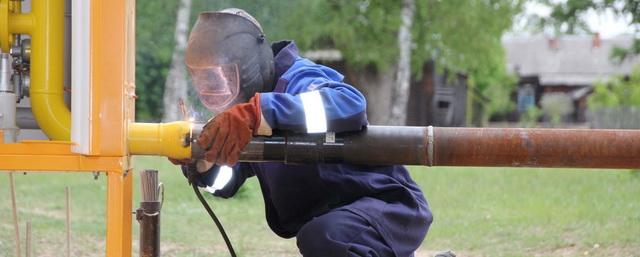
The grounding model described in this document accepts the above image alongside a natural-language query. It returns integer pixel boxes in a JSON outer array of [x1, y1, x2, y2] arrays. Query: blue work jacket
[[196, 41, 432, 256]]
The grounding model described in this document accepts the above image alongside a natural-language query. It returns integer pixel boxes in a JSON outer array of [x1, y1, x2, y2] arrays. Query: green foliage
[[519, 105, 543, 127], [589, 65, 640, 109], [612, 39, 640, 64], [540, 93, 573, 126], [189, 0, 398, 71], [413, 0, 521, 75], [413, 1, 522, 123], [191, 0, 297, 41], [533, 0, 597, 34], [469, 66, 519, 123], [190, 0, 401, 71], [288, 0, 522, 81], [289, 1, 402, 71], [136, 0, 180, 121], [136, 0, 522, 121]]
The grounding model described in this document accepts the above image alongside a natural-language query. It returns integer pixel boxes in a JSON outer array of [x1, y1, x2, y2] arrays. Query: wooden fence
[[589, 107, 640, 129]]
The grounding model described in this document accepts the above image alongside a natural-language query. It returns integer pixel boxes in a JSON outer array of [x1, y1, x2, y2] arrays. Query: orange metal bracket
[[0, 141, 127, 171]]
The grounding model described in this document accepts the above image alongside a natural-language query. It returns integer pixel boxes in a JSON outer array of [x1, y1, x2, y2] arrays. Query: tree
[[588, 65, 640, 129], [289, 0, 523, 125], [589, 65, 640, 108], [412, 0, 521, 126], [389, 0, 416, 125], [136, 0, 180, 121], [136, 0, 522, 124], [162, 0, 192, 122]]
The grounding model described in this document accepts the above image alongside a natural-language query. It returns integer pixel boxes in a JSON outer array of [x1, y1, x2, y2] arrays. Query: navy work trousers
[[296, 206, 415, 257]]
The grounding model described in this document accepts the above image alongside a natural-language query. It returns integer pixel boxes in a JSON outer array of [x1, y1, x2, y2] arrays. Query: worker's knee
[[297, 215, 344, 256], [296, 210, 390, 257]]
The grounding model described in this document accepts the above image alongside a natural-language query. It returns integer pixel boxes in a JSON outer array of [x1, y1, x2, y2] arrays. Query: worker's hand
[[198, 94, 271, 166]]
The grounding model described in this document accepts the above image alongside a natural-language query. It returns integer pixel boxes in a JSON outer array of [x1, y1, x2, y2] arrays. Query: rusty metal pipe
[[136, 201, 160, 257], [432, 127, 640, 169], [190, 126, 640, 169]]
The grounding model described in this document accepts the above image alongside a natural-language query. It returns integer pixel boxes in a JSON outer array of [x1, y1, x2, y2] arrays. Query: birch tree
[[162, 0, 192, 122], [388, 0, 415, 125]]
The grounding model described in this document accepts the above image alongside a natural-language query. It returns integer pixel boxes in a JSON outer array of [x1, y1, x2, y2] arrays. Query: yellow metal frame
[[0, 0, 165, 256]]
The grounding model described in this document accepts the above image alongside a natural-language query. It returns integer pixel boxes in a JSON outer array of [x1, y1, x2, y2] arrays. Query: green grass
[[412, 167, 640, 257], [1, 157, 639, 256]]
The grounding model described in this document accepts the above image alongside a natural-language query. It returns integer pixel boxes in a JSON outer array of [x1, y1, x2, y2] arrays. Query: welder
[[173, 8, 432, 257]]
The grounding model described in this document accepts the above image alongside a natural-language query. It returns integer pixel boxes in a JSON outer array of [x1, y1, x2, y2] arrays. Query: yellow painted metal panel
[[125, 0, 136, 125], [90, 0, 128, 156]]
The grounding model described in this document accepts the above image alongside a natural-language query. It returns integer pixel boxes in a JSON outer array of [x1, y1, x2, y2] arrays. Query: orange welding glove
[[198, 94, 270, 166], [168, 158, 193, 166]]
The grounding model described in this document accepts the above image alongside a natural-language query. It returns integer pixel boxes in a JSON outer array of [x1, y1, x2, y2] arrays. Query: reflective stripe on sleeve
[[299, 90, 328, 133]]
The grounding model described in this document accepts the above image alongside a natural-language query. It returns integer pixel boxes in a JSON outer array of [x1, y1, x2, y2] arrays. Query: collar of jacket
[[272, 40, 299, 81]]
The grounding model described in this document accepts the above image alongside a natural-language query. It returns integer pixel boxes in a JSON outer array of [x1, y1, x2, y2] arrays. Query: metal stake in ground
[[137, 169, 161, 257], [26, 220, 31, 257], [8, 173, 21, 257], [65, 186, 71, 257]]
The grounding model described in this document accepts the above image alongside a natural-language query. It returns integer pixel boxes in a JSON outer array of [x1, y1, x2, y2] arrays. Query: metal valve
[[9, 37, 30, 102]]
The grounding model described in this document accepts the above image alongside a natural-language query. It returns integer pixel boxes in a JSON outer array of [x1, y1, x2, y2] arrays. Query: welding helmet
[[185, 8, 275, 113]]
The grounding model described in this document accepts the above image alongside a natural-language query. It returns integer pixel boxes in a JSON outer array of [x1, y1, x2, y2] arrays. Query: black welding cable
[[192, 183, 237, 257]]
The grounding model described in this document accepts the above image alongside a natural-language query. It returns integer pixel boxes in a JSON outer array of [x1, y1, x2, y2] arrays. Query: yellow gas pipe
[[128, 121, 193, 160], [0, 0, 70, 141]]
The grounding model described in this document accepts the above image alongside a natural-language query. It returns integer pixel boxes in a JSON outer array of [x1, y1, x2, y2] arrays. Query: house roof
[[503, 34, 639, 86]]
